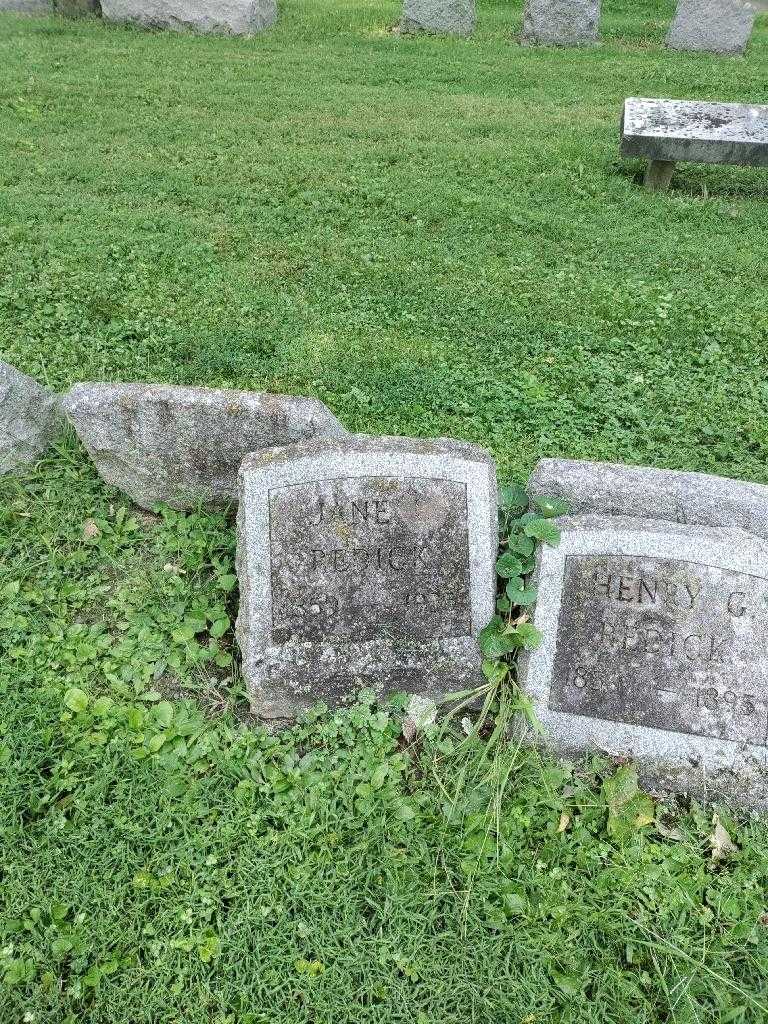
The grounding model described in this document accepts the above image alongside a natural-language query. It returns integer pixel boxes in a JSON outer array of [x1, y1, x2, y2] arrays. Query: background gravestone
[[521, 0, 600, 46], [55, 0, 101, 15], [519, 514, 768, 808], [0, 361, 61, 476], [100, 0, 276, 34], [400, 0, 475, 36], [0, 0, 50, 10], [63, 383, 345, 510], [236, 434, 497, 723], [528, 457, 768, 538], [666, 0, 757, 54]]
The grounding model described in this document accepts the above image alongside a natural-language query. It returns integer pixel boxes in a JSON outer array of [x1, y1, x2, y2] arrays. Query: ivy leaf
[[523, 518, 561, 545], [499, 483, 529, 512], [507, 534, 535, 556], [482, 659, 508, 685], [479, 623, 517, 658], [507, 622, 542, 650], [496, 552, 524, 579], [506, 582, 538, 606]]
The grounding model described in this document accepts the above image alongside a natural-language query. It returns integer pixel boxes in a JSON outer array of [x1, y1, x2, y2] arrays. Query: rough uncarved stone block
[[100, 0, 276, 34], [519, 515, 768, 809], [236, 434, 498, 723], [0, 361, 61, 475], [521, 0, 600, 46], [528, 458, 768, 539], [400, 0, 475, 36], [621, 97, 768, 169], [666, 0, 757, 55], [62, 383, 345, 510]]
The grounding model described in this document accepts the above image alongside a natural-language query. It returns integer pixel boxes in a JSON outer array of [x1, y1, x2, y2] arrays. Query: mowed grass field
[[1, 0, 768, 479], [2, 3, 768, 1023]]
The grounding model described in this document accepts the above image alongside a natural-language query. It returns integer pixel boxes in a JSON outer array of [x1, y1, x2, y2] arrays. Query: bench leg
[[643, 160, 676, 192]]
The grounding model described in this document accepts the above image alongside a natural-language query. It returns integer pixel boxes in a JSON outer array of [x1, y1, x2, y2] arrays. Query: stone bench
[[621, 97, 768, 191]]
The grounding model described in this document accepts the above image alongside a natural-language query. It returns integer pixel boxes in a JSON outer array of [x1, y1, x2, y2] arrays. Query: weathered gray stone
[[54, 0, 100, 16], [236, 434, 498, 722], [400, 0, 475, 36], [62, 383, 345, 511], [519, 515, 768, 808], [0, 361, 61, 475], [521, 0, 600, 46], [0, 0, 50, 11], [621, 97, 768, 189], [528, 457, 768, 539], [100, 0, 276, 34], [666, 0, 756, 55]]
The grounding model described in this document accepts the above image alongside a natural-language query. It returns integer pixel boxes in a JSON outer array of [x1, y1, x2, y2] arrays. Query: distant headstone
[[520, 514, 768, 807], [0, 0, 50, 10], [53, 0, 100, 15], [100, 0, 276, 34], [236, 435, 497, 723], [62, 383, 345, 510], [0, 361, 61, 476], [528, 458, 768, 539], [621, 96, 768, 190], [400, 0, 475, 36], [521, 0, 600, 46], [666, 0, 757, 55]]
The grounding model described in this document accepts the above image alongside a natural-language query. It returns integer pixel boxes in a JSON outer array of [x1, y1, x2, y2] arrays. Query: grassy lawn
[[2, 2, 768, 1021]]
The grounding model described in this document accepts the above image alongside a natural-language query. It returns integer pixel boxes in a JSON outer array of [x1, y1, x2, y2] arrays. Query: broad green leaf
[[603, 765, 656, 842], [496, 552, 523, 579], [209, 617, 230, 639], [155, 701, 174, 728], [506, 582, 538, 606], [499, 483, 529, 512], [64, 687, 89, 713], [479, 623, 516, 658], [508, 534, 535, 556], [523, 518, 561, 546], [482, 659, 508, 685], [507, 622, 542, 650]]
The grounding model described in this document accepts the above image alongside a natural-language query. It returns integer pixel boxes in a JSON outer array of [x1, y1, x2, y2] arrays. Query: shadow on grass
[[614, 158, 768, 200]]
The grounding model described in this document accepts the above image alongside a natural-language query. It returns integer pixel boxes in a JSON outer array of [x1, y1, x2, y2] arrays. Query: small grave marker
[[520, 513, 768, 807], [666, 0, 757, 55], [400, 0, 475, 35], [521, 0, 600, 47], [236, 435, 497, 723]]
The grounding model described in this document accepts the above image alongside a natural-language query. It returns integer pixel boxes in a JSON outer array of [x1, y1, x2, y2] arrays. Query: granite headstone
[[63, 382, 345, 510], [666, 0, 757, 55], [520, 514, 768, 807], [100, 0, 276, 34], [400, 0, 475, 35], [236, 434, 498, 723], [521, 0, 600, 46], [528, 457, 768, 539]]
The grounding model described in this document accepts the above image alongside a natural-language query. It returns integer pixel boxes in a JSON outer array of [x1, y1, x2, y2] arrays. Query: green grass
[[2, 3, 768, 1021], [1, 0, 768, 479]]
